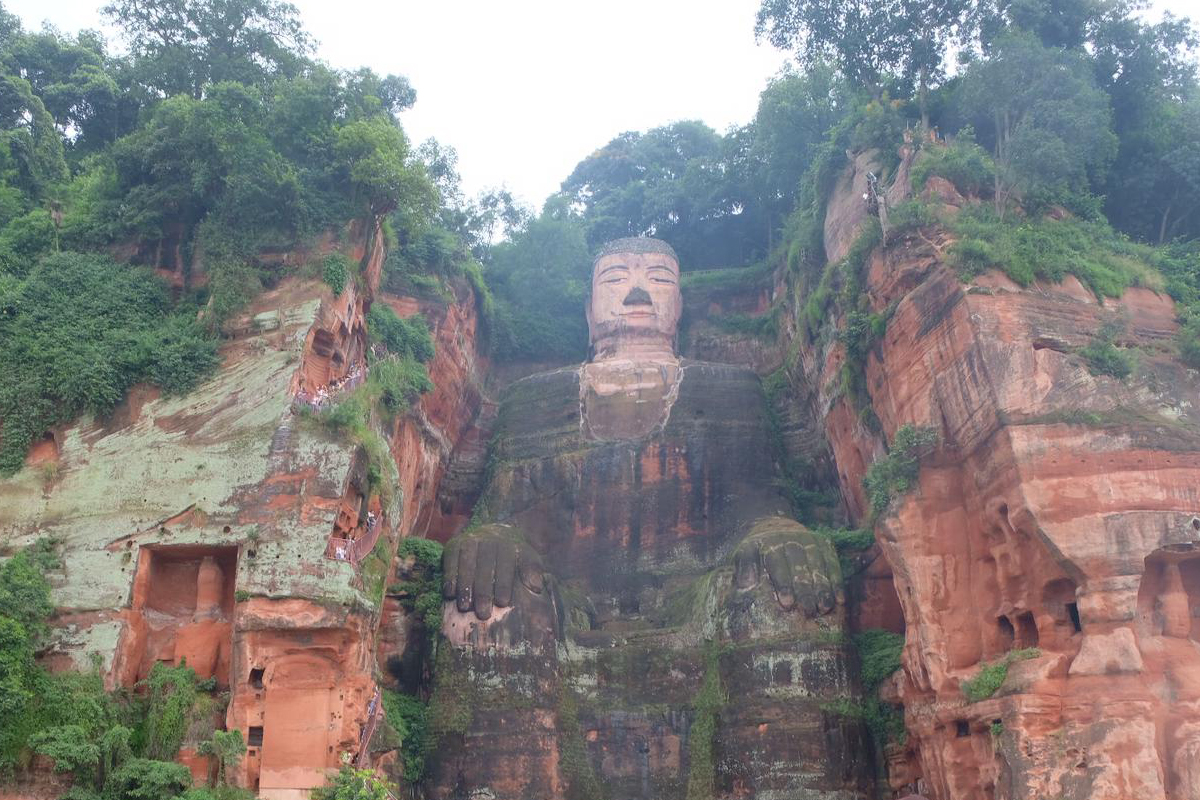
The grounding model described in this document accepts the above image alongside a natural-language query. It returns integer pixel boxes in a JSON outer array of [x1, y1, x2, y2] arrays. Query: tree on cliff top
[[957, 32, 1117, 216], [755, 0, 974, 123], [555, 120, 766, 269], [103, 0, 315, 99]]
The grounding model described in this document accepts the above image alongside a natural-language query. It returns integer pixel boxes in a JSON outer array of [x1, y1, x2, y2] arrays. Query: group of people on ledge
[[328, 510, 378, 562], [293, 360, 367, 412]]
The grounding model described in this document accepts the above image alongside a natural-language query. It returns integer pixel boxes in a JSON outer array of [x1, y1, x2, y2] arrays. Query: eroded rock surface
[[0, 224, 489, 799], [795, 152, 1200, 800], [430, 239, 872, 800]]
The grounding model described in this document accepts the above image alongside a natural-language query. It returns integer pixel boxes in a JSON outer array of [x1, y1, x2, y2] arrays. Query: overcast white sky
[[6, 0, 1196, 211]]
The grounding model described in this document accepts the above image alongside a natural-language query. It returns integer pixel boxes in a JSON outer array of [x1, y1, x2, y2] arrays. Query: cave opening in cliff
[[956, 720, 970, 737], [248, 726, 264, 747], [249, 666, 265, 689], [996, 615, 1015, 649], [1015, 611, 1039, 647], [1043, 577, 1082, 639], [1139, 550, 1200, 640], [1066, 602, 1082, 632], [120, 544, 238, 687]]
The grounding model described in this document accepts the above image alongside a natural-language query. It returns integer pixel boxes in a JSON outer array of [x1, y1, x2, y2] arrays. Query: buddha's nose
[[622, 286, 653, 306]]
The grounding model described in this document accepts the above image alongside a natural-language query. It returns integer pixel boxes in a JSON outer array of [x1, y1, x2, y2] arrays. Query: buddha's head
[[587, 237, 682, 360]]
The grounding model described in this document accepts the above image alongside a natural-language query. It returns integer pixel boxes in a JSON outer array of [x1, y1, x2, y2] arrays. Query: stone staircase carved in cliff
[[355, 688, 382, 767]]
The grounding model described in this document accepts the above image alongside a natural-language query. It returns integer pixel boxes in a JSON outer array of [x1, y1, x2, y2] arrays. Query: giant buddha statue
[[430, 238, 870, 800]]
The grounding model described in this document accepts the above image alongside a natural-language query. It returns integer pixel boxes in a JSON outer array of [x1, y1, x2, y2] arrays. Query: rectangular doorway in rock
[[118, 544, 238, 687], [253, 651, 345, 796]]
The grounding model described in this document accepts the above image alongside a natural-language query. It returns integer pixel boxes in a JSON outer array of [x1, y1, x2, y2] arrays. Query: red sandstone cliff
[[790, 148, 1200, 800], [0, 220, 488, 799]]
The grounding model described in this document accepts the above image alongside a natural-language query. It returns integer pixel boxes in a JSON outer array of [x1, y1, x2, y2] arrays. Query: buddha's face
[[587, 249, 682, 355]]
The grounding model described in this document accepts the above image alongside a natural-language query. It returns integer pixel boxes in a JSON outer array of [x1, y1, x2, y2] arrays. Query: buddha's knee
[[725, 517, 845, 636]]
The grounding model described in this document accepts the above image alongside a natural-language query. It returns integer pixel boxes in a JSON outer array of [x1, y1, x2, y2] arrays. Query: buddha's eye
[[650, 277, 675, 285]]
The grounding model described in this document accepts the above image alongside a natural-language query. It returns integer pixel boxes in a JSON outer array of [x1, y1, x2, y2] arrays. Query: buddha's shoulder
[[678, 358, 760, 382], [669, 359, 766, 425], [502, 364, 581, 401], [498, 366, 582, 438], [499, 360, 760, 398]]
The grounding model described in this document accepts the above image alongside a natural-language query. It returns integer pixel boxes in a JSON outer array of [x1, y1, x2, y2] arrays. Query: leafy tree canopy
[[0, 252, 219, 475], [956, 31, 1118, 214], [102, 0, 314, 98]]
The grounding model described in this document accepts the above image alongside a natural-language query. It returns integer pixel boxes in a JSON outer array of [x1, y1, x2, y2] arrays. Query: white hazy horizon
[[5, 0, 1195, 212]]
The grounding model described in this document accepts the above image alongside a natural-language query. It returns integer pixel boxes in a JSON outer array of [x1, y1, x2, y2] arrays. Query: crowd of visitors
[[293, 360, 367, 412]]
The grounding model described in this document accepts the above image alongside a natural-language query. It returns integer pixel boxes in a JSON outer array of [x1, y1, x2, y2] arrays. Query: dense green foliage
[[757, 0, 1200, 241], [139, 662, 211, 760], [863, 425, 939, 516], [848, 628, 906, 746], [1157, 242, 1200, 366], [0, 253, 218, 474], [380, 689, 431, 784], [310, 766, 392, 800], [393, 537, 443, 633], [0, 0, 442, 469], [0, 541, 227, 799], [956, 32, 1118, 215], [557, 122, 767, 270], [322, 253, 349, 296], [855, 629, 903, 691], [1080, 322, 1134, 379], [962, 648, 1041, 703], [947, 205, 1163, 297], [366, 303, 434, 362], [486, 207, 591, 361], [756, 0, 971, 123], [377, 538, 443, 783], [195, 730, 245, 787], [910, 132, 995, 196]]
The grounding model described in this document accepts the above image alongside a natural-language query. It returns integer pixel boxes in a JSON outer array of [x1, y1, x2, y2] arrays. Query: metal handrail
[[355, 688, 383, 767], [323, 515, 380, 564], [292, 365, 368, 413]]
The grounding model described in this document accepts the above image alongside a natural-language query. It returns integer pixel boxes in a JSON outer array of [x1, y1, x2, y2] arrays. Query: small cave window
[[1016, 611, 1039, 648], [248, 727, 264, 747], [249, 668, 264, 689], [997, 616, 1015, 649], [955, 720, 970, 738], [1066, 602, 1082, 633]]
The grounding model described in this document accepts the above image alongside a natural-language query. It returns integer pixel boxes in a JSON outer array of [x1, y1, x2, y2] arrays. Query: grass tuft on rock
[[962, 648, 1041, 703]]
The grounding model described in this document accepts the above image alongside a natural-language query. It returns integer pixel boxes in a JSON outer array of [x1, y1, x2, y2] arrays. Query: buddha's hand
[[442, 525, 546, 621], [732, 519, 843, 616]]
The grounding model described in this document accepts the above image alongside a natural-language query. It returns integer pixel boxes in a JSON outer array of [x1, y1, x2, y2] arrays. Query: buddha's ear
[[585, 295, 595, 344]]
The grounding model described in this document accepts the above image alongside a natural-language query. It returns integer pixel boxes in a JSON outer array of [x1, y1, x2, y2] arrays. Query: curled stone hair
[[593, 237, 678, 265]]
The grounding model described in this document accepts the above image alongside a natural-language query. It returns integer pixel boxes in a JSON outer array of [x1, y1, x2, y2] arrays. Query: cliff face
[[791, 151, 1200, 800], [5, 148, 1199, 800], [0, 224, 487, 799], [428, 362, 871, 800]]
